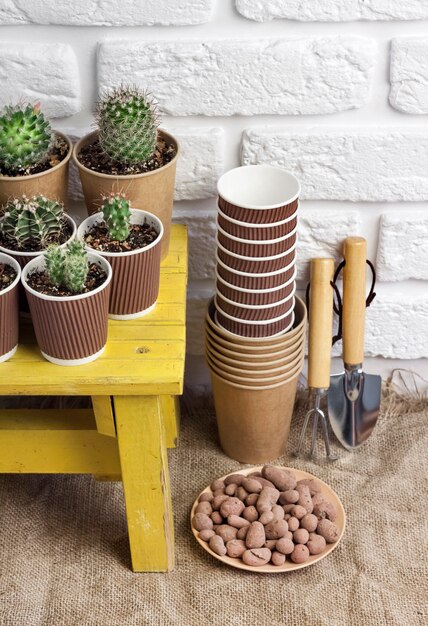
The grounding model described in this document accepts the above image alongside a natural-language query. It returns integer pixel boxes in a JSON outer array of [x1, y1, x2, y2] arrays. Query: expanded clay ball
[[300, 514, 318, 533], [307, 533, 326, 555], [192, 513, 213, 531], [293, 528, 309, 545], [317, 519, 340, 543], [290, 544, 310, 564], [209, 535, 226, 556]]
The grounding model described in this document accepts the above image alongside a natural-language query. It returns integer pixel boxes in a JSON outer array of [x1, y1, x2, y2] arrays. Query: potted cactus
[[73, 85, 179, 259], [21, 241, 112, 365], [77, 194, 163, 319], [0, 195, 77, 269], [0, 252, 21, 363], [0, 103, 72, 211]]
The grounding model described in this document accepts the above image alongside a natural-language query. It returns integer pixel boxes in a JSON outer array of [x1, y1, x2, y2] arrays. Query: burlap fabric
[[0, 381, 427, 626]]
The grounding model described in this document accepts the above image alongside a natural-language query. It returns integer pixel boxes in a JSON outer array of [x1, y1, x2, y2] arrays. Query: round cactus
[[101, 194, 131, 241], [0, 195, 65, 250], [96, 86, 159, 166], [0, 103, 53, 173]]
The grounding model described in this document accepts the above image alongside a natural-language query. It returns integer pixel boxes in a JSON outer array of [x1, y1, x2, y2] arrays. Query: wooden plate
[[190, 466, 346, 573]]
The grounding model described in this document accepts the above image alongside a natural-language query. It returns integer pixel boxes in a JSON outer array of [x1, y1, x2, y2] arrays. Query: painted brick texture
[[390, 38, 428, 114], [376, 212, 428, 281], [98, 37, 376, 116]]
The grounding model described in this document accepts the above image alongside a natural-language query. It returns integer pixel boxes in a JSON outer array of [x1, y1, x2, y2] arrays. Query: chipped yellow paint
[[161, 395, 181, 448], [92, 396, 116, 438]]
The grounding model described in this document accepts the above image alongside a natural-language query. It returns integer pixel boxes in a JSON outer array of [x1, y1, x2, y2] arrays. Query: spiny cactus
[[96, 85, 159, 166], [0, 195, 64, 249], [0, 103, 53, 173], [101, 194, 131, 241], [44, 241, 89, 295]]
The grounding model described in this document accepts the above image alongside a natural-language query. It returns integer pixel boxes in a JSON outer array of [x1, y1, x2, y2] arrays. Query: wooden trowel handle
[[343, 237, 366, 366], [308, 258, 334, 390]]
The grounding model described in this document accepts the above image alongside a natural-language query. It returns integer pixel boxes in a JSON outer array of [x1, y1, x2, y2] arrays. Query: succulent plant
[[0, 103, 53, 173], [95, 85, 159, 166], [0, 195, 65, 250], [101, 194, 131, 241], [44, 241, 89, 294]]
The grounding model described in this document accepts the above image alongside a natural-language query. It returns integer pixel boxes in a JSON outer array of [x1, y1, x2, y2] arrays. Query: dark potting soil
[[0, 264, 17, 292], [26, 263, 107, 298], [77, 136, 176, 175], [84, 222, 159, 253], [0, 134, 69, 177], [0, 219, 73, 253]]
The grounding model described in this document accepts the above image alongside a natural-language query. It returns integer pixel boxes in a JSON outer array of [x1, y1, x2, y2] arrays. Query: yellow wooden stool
[[0, 224, 187, 572]]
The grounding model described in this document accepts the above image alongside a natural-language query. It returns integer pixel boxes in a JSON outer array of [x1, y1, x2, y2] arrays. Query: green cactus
[[0, 195, 65, 250], [101, 194, 131, 241], [44, 246, 64, 287], [96, 85, 159, 166], [0, 103, 53, 173], [63, 241, 88, 294]]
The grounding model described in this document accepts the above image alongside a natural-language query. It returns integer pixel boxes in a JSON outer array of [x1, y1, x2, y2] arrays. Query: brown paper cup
[[206, 344, 304, 378], [217, 225, 297, 258], [215, 308, 294, 338], [216, 270, 296, 306], [77, 209, 163, 319], [218, 205, 298, 241], [0, 132, 72, 215], [215, 289, 295, 322], [0, 253, 20, 362], [210, 368, 301, 463], [73, 129, 179, 260], [22, 252, 112, 365], [206, 333, 305, 368], [217, 255, 296, 290], [217, 243, 296, 274]]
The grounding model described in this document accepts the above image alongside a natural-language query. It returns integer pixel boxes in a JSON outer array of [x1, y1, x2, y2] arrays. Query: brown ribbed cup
[[77, 210, 163, 319], [216, 257, 296, 290], [215, 293, 295, 322], [0, 253, 20, 361], [218, 208, 298, 241], [216, 273, 296, 306], [218, 196, 298, 225], [215, 309, 294, 338], [217, 244, 296, 274], [22, 253, 112, 364], [217, 227, 297, 258]]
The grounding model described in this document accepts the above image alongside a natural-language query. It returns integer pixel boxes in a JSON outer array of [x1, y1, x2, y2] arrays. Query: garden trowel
[[328, 237, 381, 450]]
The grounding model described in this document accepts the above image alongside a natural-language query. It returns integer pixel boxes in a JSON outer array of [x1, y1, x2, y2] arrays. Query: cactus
[[0, 195, 64, 250], [95, 85, 159, 166], [63, 241, 88, 294], [0, 103, 53, 173], [101, 194, 131, 241], [44, 241, 89, 294]]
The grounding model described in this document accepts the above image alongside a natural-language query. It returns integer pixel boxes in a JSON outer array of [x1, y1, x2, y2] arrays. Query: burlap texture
[[0, 382, 427, 626]]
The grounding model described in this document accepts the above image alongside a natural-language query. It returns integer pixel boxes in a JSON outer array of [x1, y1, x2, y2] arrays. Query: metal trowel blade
[[328, 370, 382, 450]]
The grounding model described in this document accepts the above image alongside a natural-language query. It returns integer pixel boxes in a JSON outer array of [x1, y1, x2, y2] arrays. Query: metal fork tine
[[294, 408, 314, 457]]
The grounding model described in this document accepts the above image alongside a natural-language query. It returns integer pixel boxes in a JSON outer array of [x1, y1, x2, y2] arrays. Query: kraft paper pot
[[72, 129, 179, 260], [216, 254, 296, 290], [215, 307, 294, 338], [216, 268, 296, 306], [217, 239, 297, 273], [205, 333, 305, 368], [217, 223, 298, 258], [205, 295, 307, 348], [210, 369, 300, 463], [0, 132, 72, 215], [217, 165, 300, 225], [206, 351, 304, 386], [217, 205, 298, 241], [77, 209, 163, 320], [206, 343, 304, 378], [215, 287, 295, 321], [0, 252, 20, 363], [21, 252, 112, 366]]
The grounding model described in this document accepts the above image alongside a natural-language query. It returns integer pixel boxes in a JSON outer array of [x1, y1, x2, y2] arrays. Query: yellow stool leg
[[161, 395, 180, 448], [114, 395, 174, 572]]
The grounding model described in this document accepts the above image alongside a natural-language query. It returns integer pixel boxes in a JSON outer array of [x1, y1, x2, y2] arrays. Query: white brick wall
[[0, 3, 427, 374]]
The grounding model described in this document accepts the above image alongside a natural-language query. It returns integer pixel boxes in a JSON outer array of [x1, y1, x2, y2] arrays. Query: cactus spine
[[96, 86, 159, 165], [44, 241, 89, 294], [102, 194, 131, 241], [0, 196, 65, 249], [0, 103, 53, 173]]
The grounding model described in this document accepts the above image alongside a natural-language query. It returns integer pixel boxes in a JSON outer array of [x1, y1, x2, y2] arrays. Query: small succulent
[[0, 195, 65, 250], [101, 194, 131, 241], [0, 103, 53, 173], [95, 85, 159, 166], [45, 241, 88, 294]]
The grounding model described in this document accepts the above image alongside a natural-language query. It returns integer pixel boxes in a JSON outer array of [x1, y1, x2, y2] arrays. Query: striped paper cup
[[217, 223, 298, 258], [216, 267, 296, 306], [22, 251, 112, 366], [215, 289, 295, 322], [215, 308, 294, 339], [217, 239, 297, 273], [217, 165, 300, 224], [217, 204, 298, 241], [0, 252, 20, 363], [216, 251, 296, 287], [78, 209, 163, 320]]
